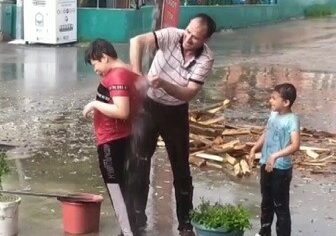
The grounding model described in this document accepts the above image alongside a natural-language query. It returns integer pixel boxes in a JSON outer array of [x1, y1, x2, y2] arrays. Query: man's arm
[[83, 97, 130, 119], [149, 75, 202, 102], [129, 32, 156, 75]]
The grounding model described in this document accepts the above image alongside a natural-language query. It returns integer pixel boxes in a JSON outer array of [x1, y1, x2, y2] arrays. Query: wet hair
[[191, 13, 216, 38], [274, 83, 297, 107], [84, 38, 118, 64]]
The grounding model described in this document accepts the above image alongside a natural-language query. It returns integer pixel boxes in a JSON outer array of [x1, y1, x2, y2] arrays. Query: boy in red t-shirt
[[83, 39, 140, 236]]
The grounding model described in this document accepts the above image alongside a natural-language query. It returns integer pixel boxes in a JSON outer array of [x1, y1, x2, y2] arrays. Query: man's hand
[[83, 101, 96, 119], [147, 75, 161, 88]]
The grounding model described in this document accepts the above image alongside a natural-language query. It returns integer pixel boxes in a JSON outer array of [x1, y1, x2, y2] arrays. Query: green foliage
[[191, 199, 252, 232], [304, 4, 336, 17], [0, 153, 10, 180]]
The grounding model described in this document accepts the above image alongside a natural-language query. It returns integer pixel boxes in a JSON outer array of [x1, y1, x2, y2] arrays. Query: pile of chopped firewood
[[157, 100, 336, 177], [187, 100, 258, 177], [294, 128, 336, 175]]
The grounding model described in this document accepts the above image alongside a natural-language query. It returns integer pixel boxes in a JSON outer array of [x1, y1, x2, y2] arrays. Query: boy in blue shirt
[[249, 83, 300, 236]]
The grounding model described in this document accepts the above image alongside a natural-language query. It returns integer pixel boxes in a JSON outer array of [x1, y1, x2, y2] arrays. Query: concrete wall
[[2, 0, 336, 43]]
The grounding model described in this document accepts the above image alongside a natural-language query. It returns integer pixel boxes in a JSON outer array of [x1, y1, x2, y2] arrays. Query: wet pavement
[[1, 17, 336, 235]]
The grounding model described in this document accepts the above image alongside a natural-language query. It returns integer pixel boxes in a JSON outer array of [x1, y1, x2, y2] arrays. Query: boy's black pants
[[259, 165, 292, 236], [97, 137, 139, 235]]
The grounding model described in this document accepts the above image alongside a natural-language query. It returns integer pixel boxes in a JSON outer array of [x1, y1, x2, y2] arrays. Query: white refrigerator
[[24, 0, 77, 44]]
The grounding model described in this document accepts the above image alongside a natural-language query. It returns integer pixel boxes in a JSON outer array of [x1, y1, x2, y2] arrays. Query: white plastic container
[[0, 195, 21, 236], [24, 0, 77, 44]]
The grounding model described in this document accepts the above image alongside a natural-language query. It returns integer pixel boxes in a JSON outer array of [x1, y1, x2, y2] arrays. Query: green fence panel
[[0, 3, 12, 37]]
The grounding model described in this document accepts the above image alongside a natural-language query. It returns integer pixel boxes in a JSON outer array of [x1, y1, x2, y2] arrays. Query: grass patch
[[304, 4, 336, 17]]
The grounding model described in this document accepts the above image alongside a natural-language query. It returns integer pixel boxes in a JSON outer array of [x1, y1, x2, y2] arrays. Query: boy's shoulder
[[286, 112, 299, 122], [270, 111, 299, 119], [107, 67, 134, 76], [103, 67, 137, 84], [269, 112, 300, 129]]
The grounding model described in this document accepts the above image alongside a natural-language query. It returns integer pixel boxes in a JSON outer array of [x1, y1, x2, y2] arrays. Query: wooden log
[[207, 106, 223, 114], [239, 124, 264, 130], [224, 153, 237, 165], [301, 132, 313, 137], [228, 149, 246, 158], [233, 143, 246, 151], [233, 163, 242, 177], [223, 124, 240, 129], [198, 116, 225, 126], [305, 149, 319, 159], [189, 156, 206, 167], [299, 162, 327, 167], [327, 138, 336, 144], [195, 152, 224, 162], [326, 160, 336, 164], [204, 146, 224, 155], [205, 161, 223, 169], [303, 154, 334, 163], [218, 140, 240, 152], [189, 102, 224, 114], [213, 136, 224, 145], [209, 124, 226, 129], [190, 123, 222, 137], [207, 99, 230, 114], [190, 150, 206, 156], [250, 129, 264, 135], [190, 146, 210, 153], [245, 142, 255, 147], [240, 159, 251, 175], [189, 120, 224, 133], [300, 145, 330, 152], [189, 116, 197, 122], [190, 139, 206, 148], [189, 133, 213, 146], [222, 129, 251, 136]]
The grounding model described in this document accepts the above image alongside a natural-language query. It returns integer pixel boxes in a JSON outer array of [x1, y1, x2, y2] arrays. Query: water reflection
[[203, 64, 336, 132], [0, 63, 23, 81]]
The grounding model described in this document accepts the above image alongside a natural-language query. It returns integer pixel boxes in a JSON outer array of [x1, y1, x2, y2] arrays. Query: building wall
[[2, 0, 336, 43]]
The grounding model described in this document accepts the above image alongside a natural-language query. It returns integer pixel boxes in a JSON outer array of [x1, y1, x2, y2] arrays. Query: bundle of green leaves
[[191, 199, 252, 232]]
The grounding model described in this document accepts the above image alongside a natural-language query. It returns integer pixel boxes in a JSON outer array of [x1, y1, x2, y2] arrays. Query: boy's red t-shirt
[[94, 67, 139, 145]]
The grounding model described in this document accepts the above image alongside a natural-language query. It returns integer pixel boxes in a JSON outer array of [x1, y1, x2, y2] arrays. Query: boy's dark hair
[[191, 13, 216, 38], [274, 83, 297, 107], [84, 38, 118, 64]]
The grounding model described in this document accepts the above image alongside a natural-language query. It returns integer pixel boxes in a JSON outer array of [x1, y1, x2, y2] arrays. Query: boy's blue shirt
[[260, 111, 300, 169]]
